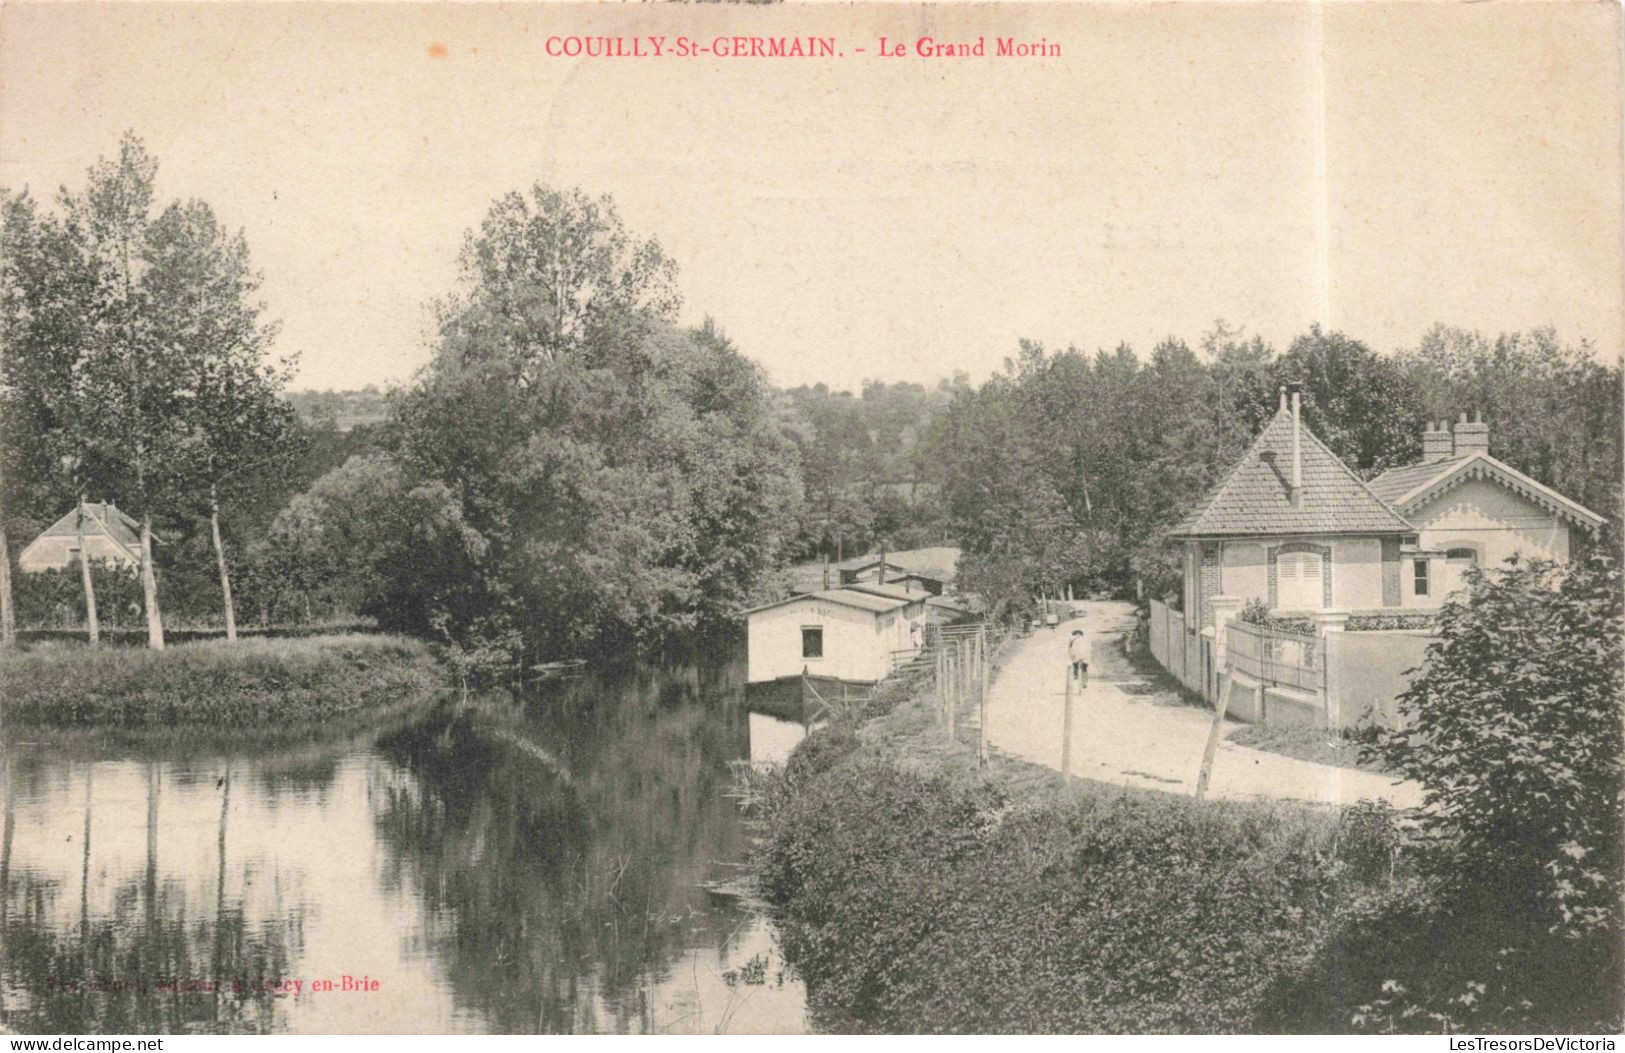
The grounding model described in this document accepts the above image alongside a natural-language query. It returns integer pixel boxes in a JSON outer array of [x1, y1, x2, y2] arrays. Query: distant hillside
[[287, 388, 390, 431]]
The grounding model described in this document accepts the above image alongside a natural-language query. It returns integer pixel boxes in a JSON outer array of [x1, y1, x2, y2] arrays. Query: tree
[[435, 184, 679, 379], [1365, 553, 1623, 1030], [383, 186, 798, 659], [3, 134, 298, 648], [0, 451, 13, 649], [143, 198, 296, 642], [262, 453, 492, 634], [64, 135, 172, 648], [1274, 325, 1421, 475], [1397, 325, 1623, 525], [0, 186, 117, 644], [1381, 554, 1622, 931]]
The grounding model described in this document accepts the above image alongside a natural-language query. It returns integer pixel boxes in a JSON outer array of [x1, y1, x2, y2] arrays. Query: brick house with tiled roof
[[1168, 391, 1604, 634]]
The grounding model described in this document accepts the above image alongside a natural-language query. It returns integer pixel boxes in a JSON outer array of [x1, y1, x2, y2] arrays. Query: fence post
[[1061, 660, 1074, 785], [977, 625, 990, 768], [947, 638, 960, 743], [935, 647, 945, 728], [1195, 673, 1234, 799], [1310, 609, 1349, 729]]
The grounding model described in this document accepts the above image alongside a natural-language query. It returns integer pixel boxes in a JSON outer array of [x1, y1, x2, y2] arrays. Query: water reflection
[[0, 652, 810, 1034]]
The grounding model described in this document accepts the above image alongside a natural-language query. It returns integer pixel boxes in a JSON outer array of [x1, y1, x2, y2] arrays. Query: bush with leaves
[[758, 758, 1409, 1033], [1320, 552, 1625, 1032]]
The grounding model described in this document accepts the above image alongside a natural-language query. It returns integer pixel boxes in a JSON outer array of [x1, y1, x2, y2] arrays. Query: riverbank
[[743, 625, 1430, 1033], [1, 633, 449, 744]]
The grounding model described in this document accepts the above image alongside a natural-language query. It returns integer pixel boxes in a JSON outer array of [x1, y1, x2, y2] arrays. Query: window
[[1413, 559, 1429, 597], [1446, 547, 1478, 564], [1277, 550, 1324, 610], [801, 626, 824, 659]]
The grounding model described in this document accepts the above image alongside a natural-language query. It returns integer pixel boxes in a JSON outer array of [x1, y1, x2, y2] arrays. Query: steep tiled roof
[[1366, 457, 1468, 506], [1168, 408, 1413, 538]]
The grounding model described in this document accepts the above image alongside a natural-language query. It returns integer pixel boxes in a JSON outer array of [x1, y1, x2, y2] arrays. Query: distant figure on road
[[1045, 609, 1059, 632], [1068, 629, 1090, 687]]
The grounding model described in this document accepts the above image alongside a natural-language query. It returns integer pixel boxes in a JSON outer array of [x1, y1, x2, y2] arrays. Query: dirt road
[[983, 601, 1423, 808]]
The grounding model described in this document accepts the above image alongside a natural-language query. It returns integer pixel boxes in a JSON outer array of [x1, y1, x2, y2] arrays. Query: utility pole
[[1061, 660, 1075, 786], [1195, 674, 1235, 799]]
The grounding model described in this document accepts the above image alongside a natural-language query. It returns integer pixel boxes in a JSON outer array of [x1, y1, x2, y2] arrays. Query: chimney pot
[[1422, 419, 1455, 463], [1452, 412, 1490, 458]]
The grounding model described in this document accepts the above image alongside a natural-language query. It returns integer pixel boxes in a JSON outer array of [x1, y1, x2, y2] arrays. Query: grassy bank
[[1227, 722, 1389, 773], [1, 634, 448, 741], [745, 636, 1615, 1034]]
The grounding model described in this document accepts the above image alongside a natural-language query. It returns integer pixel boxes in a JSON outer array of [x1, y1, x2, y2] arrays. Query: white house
[[743, 584, 928, 688], [18, 502, 145, 573]]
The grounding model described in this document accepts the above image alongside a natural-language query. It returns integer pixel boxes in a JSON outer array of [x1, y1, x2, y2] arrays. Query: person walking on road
[[1068, 629, 1091, 687]]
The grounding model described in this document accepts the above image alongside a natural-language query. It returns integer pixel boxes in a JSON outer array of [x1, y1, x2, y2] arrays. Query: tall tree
[[1274, 325, 1422, 474], [144, 198, 295, 642], [1397, 325, 1623, 524], [3, 135, 295, 647], [58, 135, 170, 647], [384, 185, 798, 659], [0, 187, 116, 644]]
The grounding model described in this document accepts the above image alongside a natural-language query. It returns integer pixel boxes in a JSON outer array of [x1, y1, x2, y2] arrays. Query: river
[[0, 651, 811, 1034]]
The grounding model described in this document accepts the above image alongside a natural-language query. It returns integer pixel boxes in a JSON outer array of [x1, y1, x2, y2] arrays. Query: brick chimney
[[1421, 420, 1454, 463], [1452, 411, 1489, 458]]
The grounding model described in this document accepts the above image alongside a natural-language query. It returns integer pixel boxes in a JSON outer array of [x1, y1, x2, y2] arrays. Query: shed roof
[[838, 546, 962, 582], [1168, 407, 1412, 539], [841, 582, 930, 602], [740, 587, 920, 618]]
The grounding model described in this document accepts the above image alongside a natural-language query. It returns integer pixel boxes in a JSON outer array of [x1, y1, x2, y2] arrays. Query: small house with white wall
[[743, 584, 928, 689]]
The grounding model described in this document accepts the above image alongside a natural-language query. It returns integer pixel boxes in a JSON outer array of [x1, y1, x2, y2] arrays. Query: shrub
[[1238, 600, 1313, 637], [758, 760, 1399, 1033], [784, 724, 861, 785], [0, 633, 448, 732], [1352, 553, 1625, 1032], [1345, 612, 1435, 632]]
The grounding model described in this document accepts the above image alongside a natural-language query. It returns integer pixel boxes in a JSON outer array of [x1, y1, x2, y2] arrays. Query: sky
[[2, 2, 1620, 393]]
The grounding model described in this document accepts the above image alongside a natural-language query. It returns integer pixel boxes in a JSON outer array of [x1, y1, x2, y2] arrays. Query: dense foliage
[[1, 134, 301, 645], [932, 323, 1621, 616], [1330, 553, 1624, 1032], [774, 379, 960, 560], [279, 187, 803, 660], [757, 742, 1408, 1033]]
